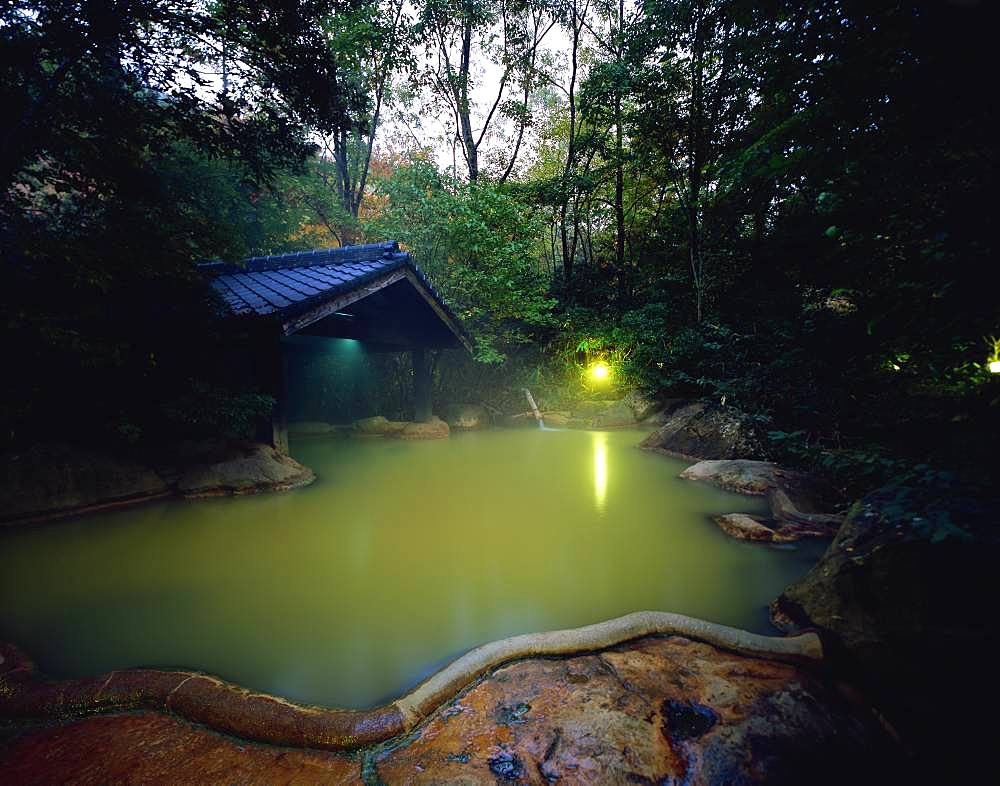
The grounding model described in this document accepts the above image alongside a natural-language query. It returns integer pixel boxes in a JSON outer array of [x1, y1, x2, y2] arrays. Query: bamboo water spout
[[523, 388, 544, 428]]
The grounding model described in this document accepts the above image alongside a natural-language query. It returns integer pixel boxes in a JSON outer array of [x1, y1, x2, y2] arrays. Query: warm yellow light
[[590, 362, 610, 381], [592, 431, 608, 512], [990, 360, 1000, 374]]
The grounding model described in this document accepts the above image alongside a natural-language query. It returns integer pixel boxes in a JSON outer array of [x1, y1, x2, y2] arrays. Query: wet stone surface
[[0, 636, 900, 785]]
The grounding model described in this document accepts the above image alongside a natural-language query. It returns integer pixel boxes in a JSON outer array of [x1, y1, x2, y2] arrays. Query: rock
[[640, 403, 762, 459], [682, 459, 842, 540], [175, 442, 315, 497], [353, 415, 407, 436], [287, 421, 334, 436], [399, 416, 450, 440], [0, 635, 901, 784], [572, 399, 619, 416], [681, 458, 785, 495], [0, 713, 357, 785], [714, 513, 783, 542], [501, 412, 541, 428], [374, 636, 898, 784], [623, 388, 660, 421], [591, 398, 638, 428], [540, 411, 571, 427], [772, 486, 1000, 778], [444, 404, 490, 430], [0, 444, 169, 524], [639, 398, 690, 426], [713, 513, 830, 543]]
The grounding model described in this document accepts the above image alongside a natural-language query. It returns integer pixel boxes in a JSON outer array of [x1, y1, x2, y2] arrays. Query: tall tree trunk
[[688, 0, 706, 323], [457, 11, 478, 181], [560, 0, 583, 287], [613, 0, 627, 308], [615, 92, 626, 306]]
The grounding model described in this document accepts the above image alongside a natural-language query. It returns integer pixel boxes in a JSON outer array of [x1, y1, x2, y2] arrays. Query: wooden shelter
[[202, 241, 471, 451]]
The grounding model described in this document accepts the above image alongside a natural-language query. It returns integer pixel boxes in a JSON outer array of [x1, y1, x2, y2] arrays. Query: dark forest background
[[2, 0, 996, 495]]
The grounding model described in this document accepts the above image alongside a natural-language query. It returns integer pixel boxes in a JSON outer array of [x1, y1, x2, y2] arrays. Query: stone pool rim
[[0, 610, 822, 752]]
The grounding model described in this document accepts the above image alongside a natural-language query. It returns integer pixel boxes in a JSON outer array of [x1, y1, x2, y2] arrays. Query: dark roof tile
[[203, 242, 471, 349]]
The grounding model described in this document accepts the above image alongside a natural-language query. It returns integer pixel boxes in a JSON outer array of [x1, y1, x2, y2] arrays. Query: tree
[[321, 0, 412, 238], [366, 157, 555, 361], [416, 0, 556, 181], [0, 0, 364, 447]]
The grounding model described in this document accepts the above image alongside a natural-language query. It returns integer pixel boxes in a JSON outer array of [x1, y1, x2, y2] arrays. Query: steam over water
[[0, 429, 825, 708]]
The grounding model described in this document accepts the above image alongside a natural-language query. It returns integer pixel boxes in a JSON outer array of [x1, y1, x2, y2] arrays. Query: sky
[[374, 3, 575, 179]]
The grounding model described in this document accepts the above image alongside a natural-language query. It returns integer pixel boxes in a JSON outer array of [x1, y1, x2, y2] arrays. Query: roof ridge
[[242, 241, 400, 272]]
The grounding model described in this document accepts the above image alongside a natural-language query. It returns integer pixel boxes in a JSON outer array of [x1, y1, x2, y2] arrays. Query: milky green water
[[0, 429, 825, 709]]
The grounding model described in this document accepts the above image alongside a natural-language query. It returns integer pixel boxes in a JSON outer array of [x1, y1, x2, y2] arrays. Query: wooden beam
[[281, 269, 407, 336], [403, 269, 474, 353]]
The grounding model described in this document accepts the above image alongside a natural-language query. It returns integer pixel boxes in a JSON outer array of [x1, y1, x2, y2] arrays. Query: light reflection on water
[[0, 429, 825, 709], [593, 430, 608, 512]]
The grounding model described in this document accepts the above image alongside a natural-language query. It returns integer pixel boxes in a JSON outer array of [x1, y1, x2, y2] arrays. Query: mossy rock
[[399, 417, 450, 440], [1, 444, 169, 523], [772, 486, 1000, 767], [176, 442, 314, 497], [640, 403, 762, 459], [354, 416, 407, 436]]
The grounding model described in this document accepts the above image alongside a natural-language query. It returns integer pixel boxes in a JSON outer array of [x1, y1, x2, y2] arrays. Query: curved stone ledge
[[0, 611, 822, 752]]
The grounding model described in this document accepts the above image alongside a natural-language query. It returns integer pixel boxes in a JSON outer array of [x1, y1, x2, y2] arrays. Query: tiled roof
[[202, 242, 405, 317], [201, 242, 471, 349]]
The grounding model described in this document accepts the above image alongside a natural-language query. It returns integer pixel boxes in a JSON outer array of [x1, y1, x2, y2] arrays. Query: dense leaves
[[367, 157, 555, 362], [0, 0, 362, 447], [2, 0, 995, 493]]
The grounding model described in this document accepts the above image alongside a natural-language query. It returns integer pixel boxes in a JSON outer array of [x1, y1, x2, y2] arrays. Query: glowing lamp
[[590, 362, 610, 381], [990, 360, 1000, 374]]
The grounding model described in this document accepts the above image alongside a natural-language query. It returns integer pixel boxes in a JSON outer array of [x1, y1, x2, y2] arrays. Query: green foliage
[[0, 0, 361, 450], [1, 0, 995, 504], [366, 157, 556, 362], [162, 384, 276, 441]]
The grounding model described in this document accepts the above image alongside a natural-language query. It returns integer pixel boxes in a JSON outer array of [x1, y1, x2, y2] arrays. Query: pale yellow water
[[0, 429, 824, 708]]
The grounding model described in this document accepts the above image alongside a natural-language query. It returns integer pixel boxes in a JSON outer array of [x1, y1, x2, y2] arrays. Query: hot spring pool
[[0, 429, 825, 708]]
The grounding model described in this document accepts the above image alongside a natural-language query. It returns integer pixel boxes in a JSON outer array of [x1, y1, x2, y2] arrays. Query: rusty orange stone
[[0, 636, 898, 785]]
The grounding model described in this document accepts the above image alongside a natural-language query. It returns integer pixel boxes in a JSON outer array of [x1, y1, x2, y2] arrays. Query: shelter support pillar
[[273, 347, 290, 454], [412, 347, 432, 423], [257, 340, 289, 454]]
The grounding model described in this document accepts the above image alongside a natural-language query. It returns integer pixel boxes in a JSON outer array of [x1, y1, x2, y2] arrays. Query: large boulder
[[640, 402, 762, 459], [444, 404, 490, 430], [681, 459, 842, 541], [623, 388, 661, 422], [375, 636, 898, 784], [353, 415, 407, 437], [714, 513, 789, 542], [0, 444, 169, 523], [772, 486, 1000, 778], [399, 416, 450, 440], [175, 442, 315, 497]]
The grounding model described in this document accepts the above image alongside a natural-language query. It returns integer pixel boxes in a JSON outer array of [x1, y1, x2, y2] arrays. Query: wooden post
[[273, 346, 290, 453], [257, 339, 289, 453], [412, 347, 432, 423]]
